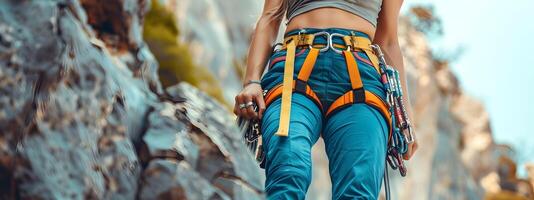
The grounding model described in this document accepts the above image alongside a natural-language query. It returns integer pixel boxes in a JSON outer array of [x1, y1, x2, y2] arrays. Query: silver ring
[[246, 101, 254, 107], [329, 33, 350, 54], [239, 103, 246, 109], [309, 31, 330, 52]]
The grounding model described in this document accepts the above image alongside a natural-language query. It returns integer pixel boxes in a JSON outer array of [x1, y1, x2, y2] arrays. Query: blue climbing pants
[[260, 28, 389, 200]]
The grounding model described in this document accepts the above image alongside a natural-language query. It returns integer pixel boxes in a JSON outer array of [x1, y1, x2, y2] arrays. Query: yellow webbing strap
[[342, 35, 380, 73], [363, 49, 380, 73], [276, 40, 296, 137], [342, 36, 372, 51], [344, 50, 364, 89], [283, 34, 315, 47]]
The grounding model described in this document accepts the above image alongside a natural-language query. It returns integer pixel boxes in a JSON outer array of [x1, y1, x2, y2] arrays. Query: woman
[[234, 0, 418, 199]]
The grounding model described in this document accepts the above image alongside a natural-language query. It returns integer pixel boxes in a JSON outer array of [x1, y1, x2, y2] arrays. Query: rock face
[[138, 83, 264, 200], [0, 1, 263, 199]]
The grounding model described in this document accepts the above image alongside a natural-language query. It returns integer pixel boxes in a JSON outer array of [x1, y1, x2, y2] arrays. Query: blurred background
[[1, 0, 533, 199]]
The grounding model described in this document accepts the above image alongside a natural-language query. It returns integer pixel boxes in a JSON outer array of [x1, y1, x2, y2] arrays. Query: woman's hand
[[234, 83, 266, 120]]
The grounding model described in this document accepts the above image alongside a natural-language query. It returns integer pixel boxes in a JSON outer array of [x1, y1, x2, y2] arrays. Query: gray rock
[[139, 160, 230, 200], [0, 0, 264, 199], [137, 83, 264, 199]]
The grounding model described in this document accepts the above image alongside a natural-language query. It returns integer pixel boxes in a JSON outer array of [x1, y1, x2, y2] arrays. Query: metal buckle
[[296, 30, 307, 46], [309, 31, 330, 52], [329, 33, 351, 54]]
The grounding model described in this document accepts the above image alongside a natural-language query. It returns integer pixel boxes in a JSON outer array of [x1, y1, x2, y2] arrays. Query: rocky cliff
[[1, 0, 531, 200], [0, 1, 263, 199]]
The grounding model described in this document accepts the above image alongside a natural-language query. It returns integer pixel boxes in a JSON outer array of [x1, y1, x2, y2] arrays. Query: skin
[[234, 0, 418, 160]]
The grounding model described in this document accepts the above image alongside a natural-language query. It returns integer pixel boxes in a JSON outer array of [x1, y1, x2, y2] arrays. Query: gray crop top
[[286, 0, 383, 26]]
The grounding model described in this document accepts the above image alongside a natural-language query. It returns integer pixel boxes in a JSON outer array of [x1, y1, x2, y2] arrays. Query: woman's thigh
[[260, 93, 323, 198], [261, 93, 323, 174], [322, 104, 388, 199]]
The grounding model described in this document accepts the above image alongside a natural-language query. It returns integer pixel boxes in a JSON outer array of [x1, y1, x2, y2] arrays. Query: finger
[[256, 94, 266, 120], [403, 144, 413, 160], [402, 144, 412, 160], [403, 148, 412, 160], [234, 96, 239, 116], [403, 142, 417, 160], [235, 95, 244, 117], [243, 95, 256, 119], [411, 142, 419, 158]]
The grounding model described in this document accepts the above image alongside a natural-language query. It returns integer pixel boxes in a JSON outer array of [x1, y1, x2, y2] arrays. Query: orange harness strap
[[297, 48, 319, 81], [264, 80, 322, 109], [325, 50, 393, 141], [344, 50, 364, 89]]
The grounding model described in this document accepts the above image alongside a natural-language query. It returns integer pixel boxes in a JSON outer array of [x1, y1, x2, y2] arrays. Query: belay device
[[371, 44, 416, 200]]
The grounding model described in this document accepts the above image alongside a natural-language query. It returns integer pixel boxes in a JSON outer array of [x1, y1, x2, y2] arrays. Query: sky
[[402, 0, 534, 176]]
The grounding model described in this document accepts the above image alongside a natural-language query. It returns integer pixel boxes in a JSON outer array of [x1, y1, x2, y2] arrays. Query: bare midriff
[[285, 7, 376, 40]]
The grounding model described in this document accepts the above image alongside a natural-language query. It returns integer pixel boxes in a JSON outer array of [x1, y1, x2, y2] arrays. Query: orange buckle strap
[[326, 90, 392, 142], [264, 80, 323, 111]]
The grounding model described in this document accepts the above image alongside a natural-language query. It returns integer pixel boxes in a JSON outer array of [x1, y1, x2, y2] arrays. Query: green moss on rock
[[143, 1, 227, 106]]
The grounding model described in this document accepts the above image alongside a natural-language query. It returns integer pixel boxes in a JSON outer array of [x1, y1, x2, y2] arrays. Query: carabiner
[[309, 31, 330, 52], [403, 125, 416, 144], [329, 33, 351, 54]]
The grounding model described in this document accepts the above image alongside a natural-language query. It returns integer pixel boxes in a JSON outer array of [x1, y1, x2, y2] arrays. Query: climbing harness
[[237, 30, 415, 200], [264, 30, 393, 141], [237, 30, 393, 169]]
